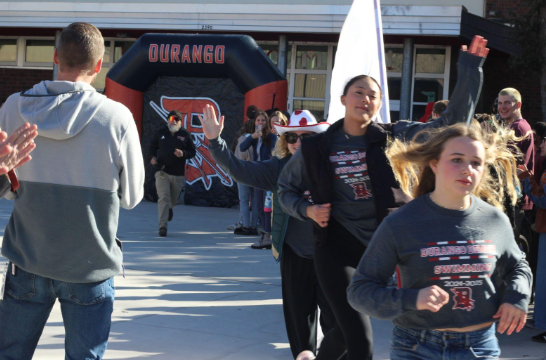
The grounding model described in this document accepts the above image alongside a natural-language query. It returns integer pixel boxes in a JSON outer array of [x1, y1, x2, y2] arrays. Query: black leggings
[[314, 218, 373, 360], [281, 242, 337, 359]]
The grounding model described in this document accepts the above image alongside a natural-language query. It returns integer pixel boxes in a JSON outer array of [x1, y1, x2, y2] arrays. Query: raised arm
[[208, 136, 280, 191], [394, 36, 489, 140], [199, 104, 279, 191], [239, 133, 255, 152]]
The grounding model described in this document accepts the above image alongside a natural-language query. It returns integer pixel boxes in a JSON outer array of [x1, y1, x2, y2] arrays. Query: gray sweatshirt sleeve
[[348, 218, 420, 320], [118, 112, 145, 209], [495, 237, 533, 312], [208, 136, 279, 192], [393, 50, 486, 141], [277, 148, 312, 221]]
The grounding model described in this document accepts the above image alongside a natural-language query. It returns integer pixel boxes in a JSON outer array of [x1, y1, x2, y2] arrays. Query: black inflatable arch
[[105, 33, 288, 135]]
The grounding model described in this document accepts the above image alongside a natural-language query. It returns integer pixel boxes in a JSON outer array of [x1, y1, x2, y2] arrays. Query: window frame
[[23, 37, 56, 67], [409, 45, 451, 121], [0, 36, 19, 66]]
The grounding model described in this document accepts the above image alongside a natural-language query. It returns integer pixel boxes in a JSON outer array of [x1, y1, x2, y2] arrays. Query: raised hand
[[493, 303, 527, 335], [0, 123, 38, 175], [197, 104, 224, 140], [461, 35, 489, 58], [416, 285, 450, 312], [306, 203, 331, 227]]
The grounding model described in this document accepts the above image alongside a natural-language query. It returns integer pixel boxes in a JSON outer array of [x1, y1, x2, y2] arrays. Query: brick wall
[[485, 0, 532, 20], [0, 68, 53, 104]]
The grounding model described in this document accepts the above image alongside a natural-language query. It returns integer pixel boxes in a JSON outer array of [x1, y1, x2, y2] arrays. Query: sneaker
[[247, 227, 259, 236], [234, 227, 250, 235], [251, 233, 272, 249], [227, 222, 242, 230], [296, 350, 316, 360], [168, 208, 173, 222], [159, 227, 167, 237], [531, 331, 546, 343]]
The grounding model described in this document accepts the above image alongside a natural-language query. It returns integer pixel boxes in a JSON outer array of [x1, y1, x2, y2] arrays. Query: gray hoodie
[[0, 81, 144, 283]]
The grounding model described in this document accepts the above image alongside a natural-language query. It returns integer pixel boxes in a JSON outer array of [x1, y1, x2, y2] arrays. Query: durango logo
[[150, 96, 234, 190], [149, 44, 225, 64]]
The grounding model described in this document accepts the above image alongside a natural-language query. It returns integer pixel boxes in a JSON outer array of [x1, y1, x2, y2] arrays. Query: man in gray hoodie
[[0, 22, 145, 360]]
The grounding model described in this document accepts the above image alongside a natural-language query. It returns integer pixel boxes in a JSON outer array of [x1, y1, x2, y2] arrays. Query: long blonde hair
[[272, 132, 290, 159], [387, 122, 521, 210]]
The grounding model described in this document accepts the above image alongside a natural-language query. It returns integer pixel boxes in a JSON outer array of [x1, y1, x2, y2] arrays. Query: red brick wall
[[0, 68, 53, 104], [485, 0, 532, 20]]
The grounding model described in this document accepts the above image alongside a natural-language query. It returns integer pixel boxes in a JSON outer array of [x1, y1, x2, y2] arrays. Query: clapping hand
[[197, 104, 224, 140], [0, 123, 38, 175]]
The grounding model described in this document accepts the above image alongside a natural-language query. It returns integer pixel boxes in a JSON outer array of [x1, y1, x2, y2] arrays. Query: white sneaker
[[227, 222, 242, 230], [251, 233, 272, 249]]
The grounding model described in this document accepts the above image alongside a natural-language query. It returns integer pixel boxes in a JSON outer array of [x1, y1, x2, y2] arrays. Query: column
[[399, 38, 414, 121]]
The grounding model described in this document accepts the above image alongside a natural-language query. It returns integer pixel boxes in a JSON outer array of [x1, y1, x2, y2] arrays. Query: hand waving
[[197, 104, 224, 140], [0, 123, 38, 175], [461, 35, 489, 58]]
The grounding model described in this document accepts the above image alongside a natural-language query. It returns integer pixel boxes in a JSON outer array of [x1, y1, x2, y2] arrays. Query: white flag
[[328, 0, 390, 124]]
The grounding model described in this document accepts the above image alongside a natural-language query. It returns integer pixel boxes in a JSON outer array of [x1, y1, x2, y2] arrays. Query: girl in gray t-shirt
[[348, 123, 532, 360]]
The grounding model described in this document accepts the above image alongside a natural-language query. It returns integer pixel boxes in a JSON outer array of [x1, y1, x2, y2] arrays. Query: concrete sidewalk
[[0, 201, 544, 359]]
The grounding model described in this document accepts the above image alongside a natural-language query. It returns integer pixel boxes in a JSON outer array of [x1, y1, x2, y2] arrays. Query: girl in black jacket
[[278, 36, 489, 360]]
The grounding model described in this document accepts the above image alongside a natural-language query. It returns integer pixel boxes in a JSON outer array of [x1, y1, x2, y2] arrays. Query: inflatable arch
[[105, 33, 288, 136]]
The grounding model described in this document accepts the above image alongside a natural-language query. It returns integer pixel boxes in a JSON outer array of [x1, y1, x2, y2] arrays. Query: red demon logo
[[451, 287, 475, 311], [350, 182, 373, 200], [150, 96, 233, 190]]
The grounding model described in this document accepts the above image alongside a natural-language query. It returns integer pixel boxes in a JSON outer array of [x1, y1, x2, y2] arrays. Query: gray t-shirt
[[347, 194, 532, 330], [330, 129, 377, 245]]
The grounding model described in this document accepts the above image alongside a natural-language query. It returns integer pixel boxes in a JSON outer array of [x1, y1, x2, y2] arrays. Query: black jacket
[[149, 126, 196, 176], [300, 119, 411, 245]]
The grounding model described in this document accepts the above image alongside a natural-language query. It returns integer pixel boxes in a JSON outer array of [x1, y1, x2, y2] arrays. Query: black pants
[[281, 242, 338, 359], [314, 218, 373, 360]]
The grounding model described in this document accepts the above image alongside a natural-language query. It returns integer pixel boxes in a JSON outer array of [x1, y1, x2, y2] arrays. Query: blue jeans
[[391, 324, 500, 360], [238, 183, 258, 228], [0, 264, 115, 360], [535, 233, 546, 329]]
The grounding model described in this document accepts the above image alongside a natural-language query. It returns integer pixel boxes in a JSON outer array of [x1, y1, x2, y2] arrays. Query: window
[[410, 46, 451, 121], [385, 46, 403, 122], [0, 39, 17, 65], [114, 41, 135, 62], [25, 39, 55, 66], [93, 39, 136, 91], [295, 45, 328, 70], [290, 44, 332, 119]]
